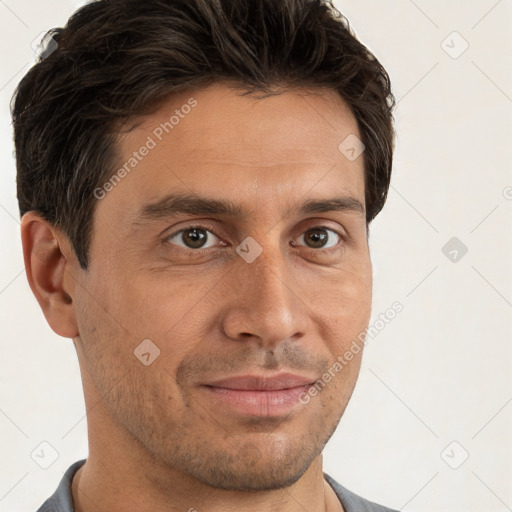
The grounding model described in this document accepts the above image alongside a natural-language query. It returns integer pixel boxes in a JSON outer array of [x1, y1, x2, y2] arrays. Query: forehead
[[98, 82, 365, 224], [125, 82, 360, 157]]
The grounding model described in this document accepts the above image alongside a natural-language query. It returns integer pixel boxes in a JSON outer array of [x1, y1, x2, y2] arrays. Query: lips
[[200, 372, 318, 417], [202, 372, 317, 391]]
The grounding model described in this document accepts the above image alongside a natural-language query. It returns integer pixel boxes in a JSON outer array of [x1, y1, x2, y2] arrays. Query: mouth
[[200, 372, 317, 417]]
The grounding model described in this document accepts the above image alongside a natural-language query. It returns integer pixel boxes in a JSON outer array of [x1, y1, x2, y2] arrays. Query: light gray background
[[1, 1, 511, 511]]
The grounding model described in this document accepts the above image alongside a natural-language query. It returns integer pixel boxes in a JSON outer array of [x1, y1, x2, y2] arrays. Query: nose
[[220, 248, 310, 349]]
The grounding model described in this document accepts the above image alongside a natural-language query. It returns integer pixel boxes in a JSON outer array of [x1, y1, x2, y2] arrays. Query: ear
[[20, 211, 80, 339]]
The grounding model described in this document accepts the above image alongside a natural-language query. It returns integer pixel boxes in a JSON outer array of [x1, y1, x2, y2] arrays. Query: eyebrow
[[135, 192, 365, 223]]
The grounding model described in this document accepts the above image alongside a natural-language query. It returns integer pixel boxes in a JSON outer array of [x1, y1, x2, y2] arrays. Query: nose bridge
[[221, 241, 307, 346], [252, 253, 294, 321]]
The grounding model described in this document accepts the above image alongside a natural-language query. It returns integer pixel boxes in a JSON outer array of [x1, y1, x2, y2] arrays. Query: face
[[71, 82, 372, 492]]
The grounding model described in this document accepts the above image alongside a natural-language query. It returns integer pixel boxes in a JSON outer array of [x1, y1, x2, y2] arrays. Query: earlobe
[[20, 212, 79, 339]]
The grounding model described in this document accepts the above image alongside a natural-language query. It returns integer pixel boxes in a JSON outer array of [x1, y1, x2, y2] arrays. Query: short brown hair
[[12, 0, 395, 270]]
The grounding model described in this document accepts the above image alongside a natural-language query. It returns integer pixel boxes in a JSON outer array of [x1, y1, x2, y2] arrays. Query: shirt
[[36, 459, 400, 512]]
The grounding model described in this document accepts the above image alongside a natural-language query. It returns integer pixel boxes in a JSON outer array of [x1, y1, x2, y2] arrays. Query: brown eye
[[295, 227, 341, 250], [166, 227, 220, 250]]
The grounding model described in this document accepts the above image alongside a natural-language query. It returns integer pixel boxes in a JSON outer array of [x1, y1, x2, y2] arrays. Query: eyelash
[[163, 223, 345, 255]]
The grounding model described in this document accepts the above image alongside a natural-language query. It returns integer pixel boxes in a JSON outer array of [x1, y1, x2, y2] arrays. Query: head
[[14, 0, 395, 493]]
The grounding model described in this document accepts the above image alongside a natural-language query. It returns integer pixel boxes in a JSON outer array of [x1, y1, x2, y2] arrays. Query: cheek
[[89, 266, 210, 343], [73, 289, 131, 398], [314, 264, 372, 353], [314, 257, 372, 309], [74, 281, 183, 409]]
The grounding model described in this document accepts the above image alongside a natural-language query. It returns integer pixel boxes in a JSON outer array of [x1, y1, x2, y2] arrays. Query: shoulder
[[324, 473, 401, 512], [36, 459, 86, 512]]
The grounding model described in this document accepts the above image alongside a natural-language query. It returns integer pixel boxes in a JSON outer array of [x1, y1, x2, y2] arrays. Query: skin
[[21, 82, 372, 512]]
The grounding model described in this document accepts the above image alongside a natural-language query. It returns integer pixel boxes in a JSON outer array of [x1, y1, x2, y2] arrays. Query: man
[[12, 0, 398, 510]]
